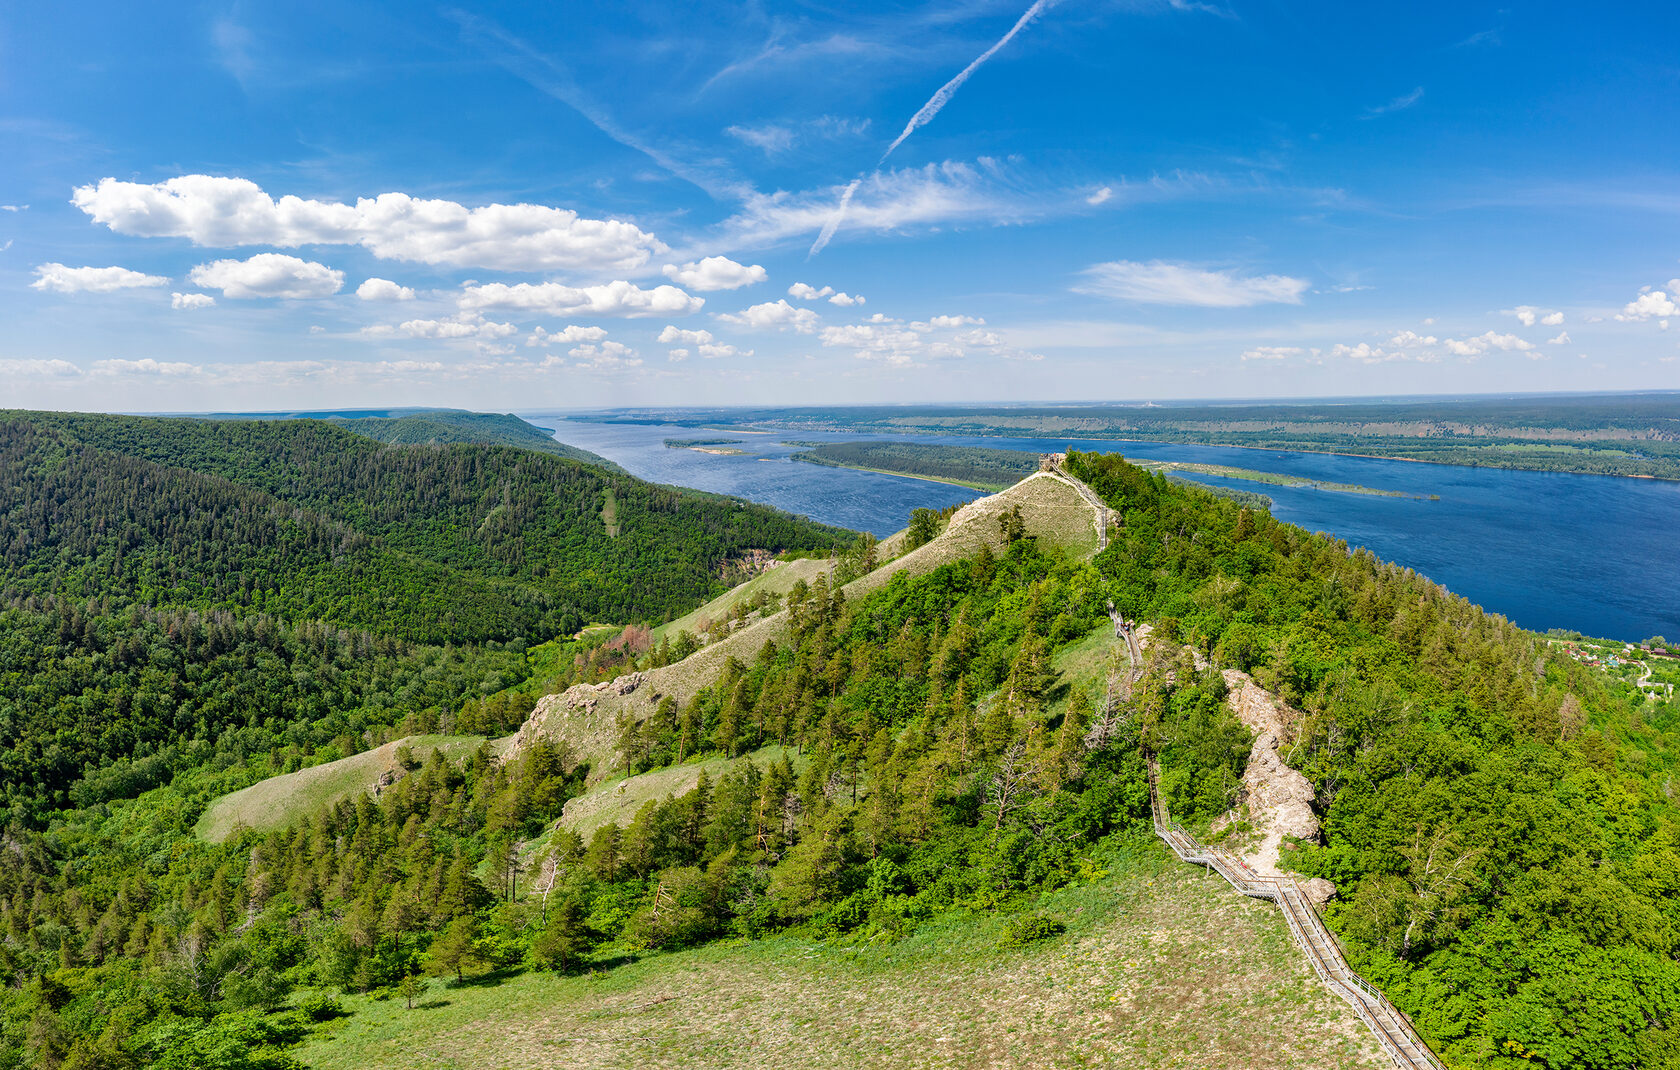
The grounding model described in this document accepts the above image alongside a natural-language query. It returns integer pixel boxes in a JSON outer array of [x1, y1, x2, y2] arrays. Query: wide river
[[524, 411, 1680, 643]]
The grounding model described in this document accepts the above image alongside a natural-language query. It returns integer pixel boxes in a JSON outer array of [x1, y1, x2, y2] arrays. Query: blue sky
[[3, 1, 1679, 411]]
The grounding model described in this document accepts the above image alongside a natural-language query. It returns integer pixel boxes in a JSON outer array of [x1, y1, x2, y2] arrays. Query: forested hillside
[[1, 442, 1676, 1069], [0, 412, 847, 644], [326, 410, 625, 472]]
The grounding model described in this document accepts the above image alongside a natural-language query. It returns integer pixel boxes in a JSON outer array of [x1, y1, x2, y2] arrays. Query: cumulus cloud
[[0, 358, 81, 378], [657, 325, 714, 345], [788, 282, 834, 301], [31, 263, 169, 294], [667, 348, 690, 362], [189, 254, 344, 299], [1086, 186, 1114, 206], [171, 292, 216, 310], [364, 311, 517, 341], [828, 292, 864, 306], [357, 277, 416, 301], [956, 328, 1004, 347], [1548, 331, 1571, 345], [925, 314, 984, 328], [1389, 330, 1438, 347], [1441, 330, 1533, 357], [459, 280, 703, 318], [72, 175, 664, 274], [699, 343, 751, 359], [1505, 305, 1564, 327], [1240, 346, 1303, 361], [820, 323, 927, 365], [1077, 260, 1309, 307], [568, 340, 642, 370], [662, 255, 768, 291], [91, 358, 199, 376], [528, 324, 608, 347], [1617, 282, 1680, 321], [716, 299, 820, 333]]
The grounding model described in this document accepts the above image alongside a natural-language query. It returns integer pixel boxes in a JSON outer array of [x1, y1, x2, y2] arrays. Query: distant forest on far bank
[[575, 393, 1680, 480]]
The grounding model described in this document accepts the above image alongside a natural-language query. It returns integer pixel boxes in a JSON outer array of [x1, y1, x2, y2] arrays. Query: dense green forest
[[0, 412, 848, 645], [324, 411, 624, 472], [3, 436, 1678, 1069], [789, 440, 1042, 489], [580, 394, 1680, 479]]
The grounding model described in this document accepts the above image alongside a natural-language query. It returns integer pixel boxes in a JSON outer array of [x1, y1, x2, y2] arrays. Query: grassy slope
[[295, 846, 1384, 1070], [517, 472, 1104, 776], [652, 557, 832, 644], [199, 473, 1106, 836], [195, 735, 491, 843]]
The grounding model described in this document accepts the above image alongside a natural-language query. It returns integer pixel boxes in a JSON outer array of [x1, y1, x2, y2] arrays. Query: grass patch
[[295, 840, 1385, 1069], [196, 735, 488, 843]]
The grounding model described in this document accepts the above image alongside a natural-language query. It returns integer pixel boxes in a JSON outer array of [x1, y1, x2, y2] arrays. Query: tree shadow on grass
[[416, 998, 452, 1010], [448, 967, 520, 989]]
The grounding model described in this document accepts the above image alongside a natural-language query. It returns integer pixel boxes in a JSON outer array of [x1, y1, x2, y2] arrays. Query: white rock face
[[1221, 670, 1321, 879]]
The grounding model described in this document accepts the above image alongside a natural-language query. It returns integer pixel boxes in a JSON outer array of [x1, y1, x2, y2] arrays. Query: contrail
[[810, 1, 1053, 257], [808, 177, 861, 258], [881, 0, 1054, 163]]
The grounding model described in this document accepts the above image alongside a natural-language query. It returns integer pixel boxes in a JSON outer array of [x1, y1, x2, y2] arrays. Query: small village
[[1552, 634, 1679, 701]]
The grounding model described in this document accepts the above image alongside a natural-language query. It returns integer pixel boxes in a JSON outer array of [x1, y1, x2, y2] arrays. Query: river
[[522, 411, 1680, 643]]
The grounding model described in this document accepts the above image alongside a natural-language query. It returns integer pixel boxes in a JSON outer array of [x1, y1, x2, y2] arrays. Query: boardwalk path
[[1148, 762, 1448, 1070]]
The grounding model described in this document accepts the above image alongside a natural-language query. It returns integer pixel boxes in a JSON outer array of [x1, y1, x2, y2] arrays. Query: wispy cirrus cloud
[[1076, 260, 1309, 307], [1363, 87, 1424, 119]]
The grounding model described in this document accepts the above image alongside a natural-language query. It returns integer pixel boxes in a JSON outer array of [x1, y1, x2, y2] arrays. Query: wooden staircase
[[1148, 761, 1448, 1069]]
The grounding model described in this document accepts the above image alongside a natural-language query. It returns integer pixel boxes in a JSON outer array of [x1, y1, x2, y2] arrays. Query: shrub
[[999, 913, 1066, 947]]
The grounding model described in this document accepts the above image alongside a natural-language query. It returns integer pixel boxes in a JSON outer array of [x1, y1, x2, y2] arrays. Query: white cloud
[[1548, 331, 1571, 345], [725, 123, 795, 155], [721, 160, 1054, 250], [1329, 343, 1398, 364], [788, 282, 834, 301], [1086, 186, 1114, 206], [1504, 305, 1564, 327], [1240, 346, 1303, 361], [956, 328, 1004, 347], [189, 253, 343, 299], [30, 263, 169, 294], [667, 348, 690, 362], [0, 205, 26, 212], [717, 299, 820, 333], [1389, 330, 1438, 347], [1363, 86, 1424, 119], [881, 0, 1054, 162], [363, 311, 517, 341], [1441, 331, 1533, 357], [527, 324, 608, 347], [568, 340, 642, 370], [91, 358, 199, 376], [925, 314, 984, 328], [171, 292, 216, 310], [459, 280, 703, 318], [698, 343, 752, 359], [357, 277, 416, 301], [820, 322, 926, 365], [0, 358, 80, 378], [1617, 284, 1680, 321], [72, 175, 664, 274], [1077, 260, 1309, 307], [828, 292, 864, 306], [662, 255, 768, 291], [658, 325, 714, 345]]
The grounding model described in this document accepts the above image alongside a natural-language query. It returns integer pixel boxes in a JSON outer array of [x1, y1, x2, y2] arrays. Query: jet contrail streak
[[808, 177, 862, 258], [881, 0, 1053, 163]]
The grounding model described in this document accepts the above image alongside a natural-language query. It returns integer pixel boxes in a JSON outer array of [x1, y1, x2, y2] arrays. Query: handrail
[[1147, 759, 1449, 1070]]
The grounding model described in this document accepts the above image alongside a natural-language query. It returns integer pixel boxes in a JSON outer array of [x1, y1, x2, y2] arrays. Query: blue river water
[[522, 411, 1680, 643]]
